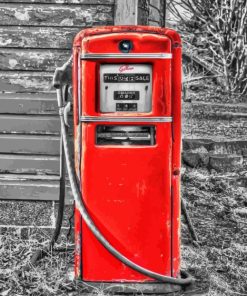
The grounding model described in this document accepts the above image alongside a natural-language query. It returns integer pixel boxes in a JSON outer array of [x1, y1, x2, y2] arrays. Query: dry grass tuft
[[0, 230, 77, 296]]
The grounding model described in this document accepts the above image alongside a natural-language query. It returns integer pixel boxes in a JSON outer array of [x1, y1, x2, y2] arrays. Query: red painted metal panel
[[74, 207, 82, 278], [167, 29, 182, 277], [72, 26, 182, 282], [81, 123, 172, 281]]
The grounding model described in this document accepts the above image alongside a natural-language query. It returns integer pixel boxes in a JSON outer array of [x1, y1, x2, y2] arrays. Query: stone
[[183, 152, 201, 167], [183, 139, 212, 152], [182, 152, 209, 168], [211, 141, 247, 155], [235, 208, 247, 218], [209, 154, 243, 172]]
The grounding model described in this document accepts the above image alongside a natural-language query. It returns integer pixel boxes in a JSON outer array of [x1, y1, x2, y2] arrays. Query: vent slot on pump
[[96, 125, 155, 146]]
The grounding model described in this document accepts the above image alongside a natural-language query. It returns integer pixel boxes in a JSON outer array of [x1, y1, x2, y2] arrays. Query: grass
[[0, 168, 246, 295], [0, 230, 75, 295], [181, 168, 247, 296]]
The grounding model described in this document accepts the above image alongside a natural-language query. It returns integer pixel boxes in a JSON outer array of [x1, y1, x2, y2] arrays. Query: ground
[[0, 82, 246, 295], [181, 168, 247, 295], [0, 166, 246, 296]]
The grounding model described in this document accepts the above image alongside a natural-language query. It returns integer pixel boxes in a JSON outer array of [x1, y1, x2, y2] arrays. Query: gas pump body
[[72, 26, 182, 289]]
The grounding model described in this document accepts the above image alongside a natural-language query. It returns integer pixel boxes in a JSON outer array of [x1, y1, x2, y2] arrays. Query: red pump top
[[73, 25, 181, 48]]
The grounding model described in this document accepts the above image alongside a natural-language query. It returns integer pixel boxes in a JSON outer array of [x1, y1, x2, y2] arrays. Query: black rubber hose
[[17, 152, 65, 274], [49, 136, 66, 249], [57, 87, 193, 286], [48, 84, 70, 250], [20, 134, 66, 272]]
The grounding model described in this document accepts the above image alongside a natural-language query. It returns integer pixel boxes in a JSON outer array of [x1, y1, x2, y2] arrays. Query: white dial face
[[100, 64, 152, 113]]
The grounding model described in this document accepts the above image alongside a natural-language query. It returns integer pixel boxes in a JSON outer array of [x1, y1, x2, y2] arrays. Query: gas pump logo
[[119, 65, 134, 72]]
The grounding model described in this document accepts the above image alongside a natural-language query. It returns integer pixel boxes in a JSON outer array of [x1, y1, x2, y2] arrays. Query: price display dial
[[100, 64, 152, 113]]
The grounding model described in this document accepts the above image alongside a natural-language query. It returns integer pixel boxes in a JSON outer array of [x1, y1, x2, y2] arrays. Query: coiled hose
[[54, 58, 193, 286]]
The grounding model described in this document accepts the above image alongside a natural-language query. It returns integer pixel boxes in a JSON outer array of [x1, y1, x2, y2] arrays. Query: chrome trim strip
[[80, 53, 172, 60], [77, 52, 81, 124], [80, 116, 172, 123]]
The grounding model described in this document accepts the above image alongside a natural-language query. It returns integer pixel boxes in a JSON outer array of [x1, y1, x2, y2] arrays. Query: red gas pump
[[54, 25, 193, 294]]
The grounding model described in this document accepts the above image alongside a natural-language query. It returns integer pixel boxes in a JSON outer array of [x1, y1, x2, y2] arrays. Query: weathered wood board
[[0, 135, 60, 155], [148, 0, 161, 25], [0, 115, 61, 135], [137, 0, 149, 25], [114, 0, 138, 25], [0, 0, 114, 4], [0, 49, 71, 71], [0, 71, 53, 92], [0, 174, 72, 204], [0, 4, 113, 27], [0, 27, 79, 49], [0, 93, 58, 114], [0, 154, 59, 175]]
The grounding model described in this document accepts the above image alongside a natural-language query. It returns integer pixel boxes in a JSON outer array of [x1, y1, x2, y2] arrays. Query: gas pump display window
[[100, 64, 152, 113], [96, 125, 156, 146], [114, 91, 139, 100], [104, 73, 150, 83]]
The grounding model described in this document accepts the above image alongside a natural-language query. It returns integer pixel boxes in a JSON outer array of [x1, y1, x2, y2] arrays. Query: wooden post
[[114, 0, 138, 25], [162, 0, 166, 27], [138, 0, 149, 25], [149, 0, 162, 26]]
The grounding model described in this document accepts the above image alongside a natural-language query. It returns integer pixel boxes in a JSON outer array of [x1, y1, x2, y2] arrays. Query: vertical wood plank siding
[[148, 0, 163, 26], [137, 0, 164, 27], [114, 0, 138, 25], [0, 0, 114, 201], [137, 0, 149, 25]]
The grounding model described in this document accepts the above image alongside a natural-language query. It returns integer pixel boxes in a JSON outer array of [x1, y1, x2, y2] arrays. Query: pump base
[[81, 281, 182, 294]]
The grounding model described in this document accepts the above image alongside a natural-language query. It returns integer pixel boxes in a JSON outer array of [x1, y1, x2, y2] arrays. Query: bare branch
[[171, 0, 247, 96]]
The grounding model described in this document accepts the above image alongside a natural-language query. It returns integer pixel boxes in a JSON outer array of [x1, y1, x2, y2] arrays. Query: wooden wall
[[0, 0, 164, 202], [0, 0, 114, 202]]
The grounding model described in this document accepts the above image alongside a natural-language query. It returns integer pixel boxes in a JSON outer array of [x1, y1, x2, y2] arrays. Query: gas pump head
[[65, 26, 192, 293]]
